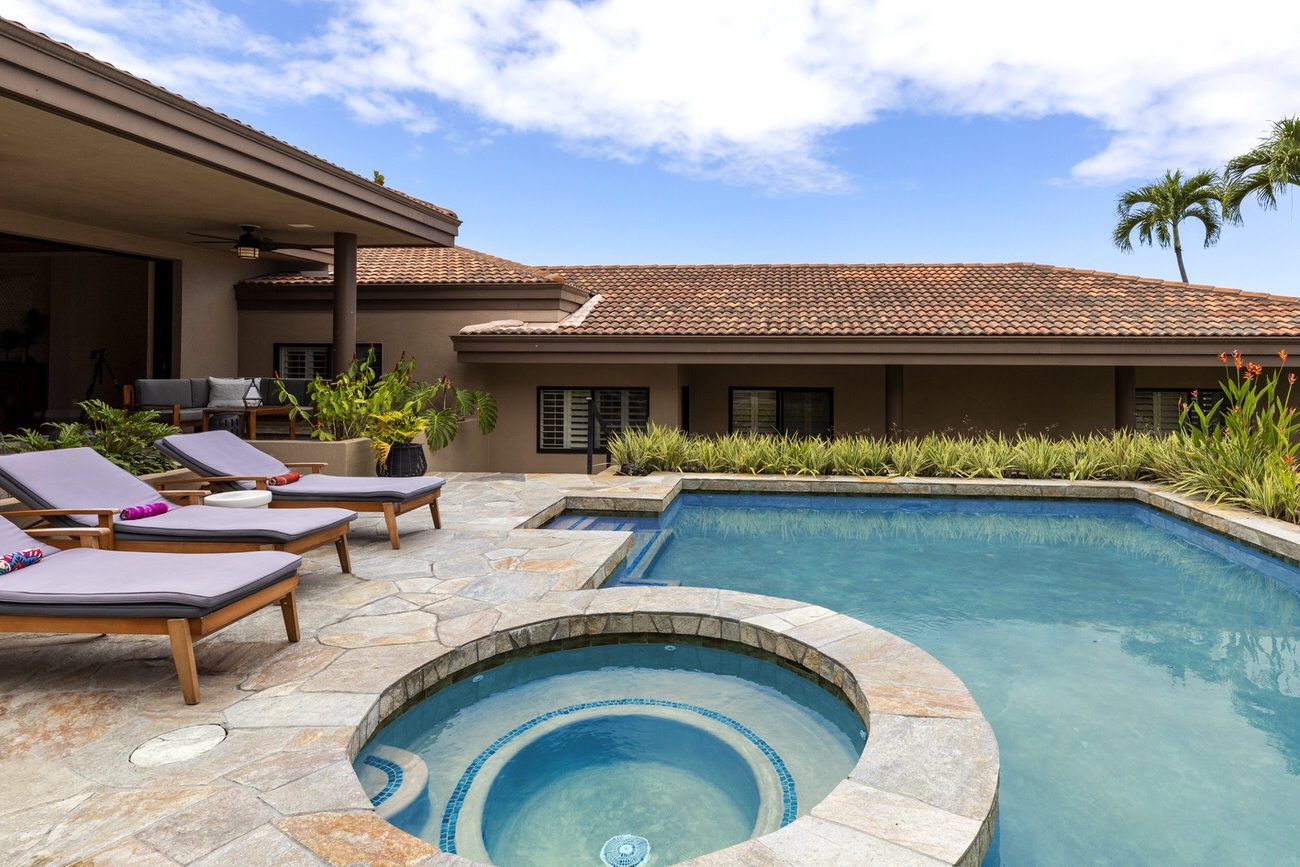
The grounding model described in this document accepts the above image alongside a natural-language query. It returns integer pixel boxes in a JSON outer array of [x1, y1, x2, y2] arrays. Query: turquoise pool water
[[554, 495, 1300, 865], [357, 641, 864, 866]]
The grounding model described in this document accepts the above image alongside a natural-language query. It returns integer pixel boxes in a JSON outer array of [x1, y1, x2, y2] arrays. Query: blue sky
[[5, 0, 1300, 292]]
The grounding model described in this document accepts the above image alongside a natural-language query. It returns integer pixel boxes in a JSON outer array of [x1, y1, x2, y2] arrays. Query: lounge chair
[[0, 447, 356, 571], [155, 430, 445, 549], [0, 513, 300, 704]]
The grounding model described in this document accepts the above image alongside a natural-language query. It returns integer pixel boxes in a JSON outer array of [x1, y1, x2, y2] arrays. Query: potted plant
[[276, 349, 497, 477]]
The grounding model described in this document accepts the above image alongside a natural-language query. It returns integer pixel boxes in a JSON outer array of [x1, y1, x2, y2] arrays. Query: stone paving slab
[[2, 471, 1293, 865]]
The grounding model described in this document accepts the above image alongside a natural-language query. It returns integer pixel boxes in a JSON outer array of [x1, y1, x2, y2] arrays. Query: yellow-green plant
[[276, 348, 497, 465]]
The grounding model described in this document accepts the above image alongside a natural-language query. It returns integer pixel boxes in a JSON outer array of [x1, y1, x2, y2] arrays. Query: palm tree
[[1223, 116, 1300, 221], [1112, 169, 1224, 284]]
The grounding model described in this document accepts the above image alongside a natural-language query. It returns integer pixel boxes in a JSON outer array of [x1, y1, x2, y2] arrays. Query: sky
[[4, 0, 1300, 293]]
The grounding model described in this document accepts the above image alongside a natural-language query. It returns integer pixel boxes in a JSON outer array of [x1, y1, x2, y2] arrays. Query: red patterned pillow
[[0, 549, 42, 574]]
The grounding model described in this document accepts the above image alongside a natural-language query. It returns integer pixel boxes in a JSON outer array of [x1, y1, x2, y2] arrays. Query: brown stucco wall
[[477, 363, 682, 473]]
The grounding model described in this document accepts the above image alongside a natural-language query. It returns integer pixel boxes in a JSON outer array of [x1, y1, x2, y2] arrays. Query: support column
[[1115, 365, 1136, 432], [885, 364, 904, 440], [332, 232, 357, 376]]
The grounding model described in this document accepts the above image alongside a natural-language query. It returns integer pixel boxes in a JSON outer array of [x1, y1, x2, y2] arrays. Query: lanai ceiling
[[0, 17, 459, 255]]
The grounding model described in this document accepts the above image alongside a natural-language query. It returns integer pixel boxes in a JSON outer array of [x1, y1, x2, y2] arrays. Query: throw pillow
[[120, 503, 170, 520], [0, 549, 42, 574], [208, 377, 260, 407]]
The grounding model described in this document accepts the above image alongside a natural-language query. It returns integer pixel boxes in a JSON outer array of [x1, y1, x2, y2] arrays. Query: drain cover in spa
[[600, 834, 650, 867]]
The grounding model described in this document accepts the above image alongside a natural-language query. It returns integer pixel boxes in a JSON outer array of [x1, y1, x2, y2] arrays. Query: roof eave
[[452, 333, 1300, 367]]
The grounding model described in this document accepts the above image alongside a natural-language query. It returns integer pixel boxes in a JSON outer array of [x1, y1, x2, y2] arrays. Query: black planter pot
[[376, 442, 427, 477]]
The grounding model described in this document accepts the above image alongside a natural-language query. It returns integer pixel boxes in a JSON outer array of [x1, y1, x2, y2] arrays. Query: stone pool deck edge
[[4, 472, 1296, 865]]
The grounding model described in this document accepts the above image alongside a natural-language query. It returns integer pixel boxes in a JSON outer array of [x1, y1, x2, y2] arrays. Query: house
[[5, 16, 1299, 475], [240, 250, 1300, 473]]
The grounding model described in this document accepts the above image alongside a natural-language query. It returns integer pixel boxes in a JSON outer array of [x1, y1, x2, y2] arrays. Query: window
[[730, 388, 832, 437], [538, 387, 650, 452], [273, 344, 381, 379], [1136, 388, 1222, 434]]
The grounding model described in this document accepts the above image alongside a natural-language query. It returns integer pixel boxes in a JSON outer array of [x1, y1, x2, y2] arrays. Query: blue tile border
[[438, 697, 798, 853], [363, 755, 404, 808]]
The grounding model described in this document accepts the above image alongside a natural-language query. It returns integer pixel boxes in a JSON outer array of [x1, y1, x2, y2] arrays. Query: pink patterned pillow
[[120, 503, 169, 520], [0, 549, 42, 574]]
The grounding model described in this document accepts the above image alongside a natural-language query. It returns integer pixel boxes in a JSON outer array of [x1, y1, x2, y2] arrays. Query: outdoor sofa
[[0, 447, 356, 571], [123, 376, 311, 433], [0, 513, 300, 704], [155, 430, 445, 549]]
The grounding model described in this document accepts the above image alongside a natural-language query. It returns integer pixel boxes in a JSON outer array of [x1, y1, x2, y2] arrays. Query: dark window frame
[[536, 386, 651, 454], [728, 386, 834, 437], [272, 343, 381, 379]]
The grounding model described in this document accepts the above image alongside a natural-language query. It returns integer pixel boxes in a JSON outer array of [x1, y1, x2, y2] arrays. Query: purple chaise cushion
[[0, 548, 300, 617], [0, 447, 356, 541], [0, 515, 300, 617], [0, 447, 166, 525], [156, 431, 446, 502]]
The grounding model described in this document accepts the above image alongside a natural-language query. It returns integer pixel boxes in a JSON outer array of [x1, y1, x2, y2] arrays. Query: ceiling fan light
[[233, 228, 261, 260]]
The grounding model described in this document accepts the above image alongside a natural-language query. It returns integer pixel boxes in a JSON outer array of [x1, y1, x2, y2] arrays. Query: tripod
[[82, 347, 120, 409]]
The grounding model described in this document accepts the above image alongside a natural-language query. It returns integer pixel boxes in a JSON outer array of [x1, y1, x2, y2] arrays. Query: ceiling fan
[[187, 225, 328, 260]]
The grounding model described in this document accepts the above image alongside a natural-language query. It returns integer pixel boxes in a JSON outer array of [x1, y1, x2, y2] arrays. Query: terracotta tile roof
[[514, 262, 1300, 338], [240, 246, 556, 286]]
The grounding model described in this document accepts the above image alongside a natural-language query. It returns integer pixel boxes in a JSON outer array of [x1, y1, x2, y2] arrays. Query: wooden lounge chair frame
[[33, 487, 353, 572], [0, 511, 300, 704], [184, 461, 441, 550]]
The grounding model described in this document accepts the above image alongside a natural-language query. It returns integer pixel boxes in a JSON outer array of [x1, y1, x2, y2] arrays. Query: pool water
[[357, 642, 864, 866], [555, 495, 1300, 865]]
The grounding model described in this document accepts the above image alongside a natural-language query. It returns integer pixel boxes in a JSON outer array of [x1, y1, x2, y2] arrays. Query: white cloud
[[4, 0, 1300, 191]]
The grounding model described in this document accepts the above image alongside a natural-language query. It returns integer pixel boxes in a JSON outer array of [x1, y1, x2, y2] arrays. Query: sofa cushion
[[190, 378, 210, 407], [135, 379, 193, 408], [208, 377, 259, 408]]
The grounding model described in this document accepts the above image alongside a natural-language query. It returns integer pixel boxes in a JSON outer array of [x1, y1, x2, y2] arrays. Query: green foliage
[[1223, 116, 1300, 218], [609, 427, 1173, 485], [0, 399, 180, 475], [1167, 351, 1300, 520], [1112, 168, 1225, 283], [276, 348, 497, 466]]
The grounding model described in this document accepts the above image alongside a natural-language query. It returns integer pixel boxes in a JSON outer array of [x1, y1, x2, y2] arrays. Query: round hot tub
[[354, 639, 865, 866]]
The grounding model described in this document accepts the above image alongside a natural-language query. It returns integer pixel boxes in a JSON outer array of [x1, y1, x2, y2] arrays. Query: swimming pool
[[552, 494, 1300, 865], [357, 640, 865, 865]]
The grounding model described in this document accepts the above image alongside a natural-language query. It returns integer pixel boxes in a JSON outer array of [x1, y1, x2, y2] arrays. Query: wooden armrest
[[3, 507, 117, 517], [283, 462, 326, 473], [175, 474, 272, 490], [158, 489, 208, 505], [25, 526, 110, 549], [3, 507, 116, 536]]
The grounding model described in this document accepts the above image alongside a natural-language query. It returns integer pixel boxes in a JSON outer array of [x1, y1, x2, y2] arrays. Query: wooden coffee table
[[200, 405, 295, 440]]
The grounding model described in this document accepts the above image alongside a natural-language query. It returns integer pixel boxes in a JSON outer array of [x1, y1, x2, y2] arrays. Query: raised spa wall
[[351, 597, 1001, 867]]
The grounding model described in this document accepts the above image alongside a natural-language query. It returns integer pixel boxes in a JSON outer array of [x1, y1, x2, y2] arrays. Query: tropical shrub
[[1166, 351, 1300, 520], [1, 399, 180, 475], [276, 348, 497, 466]]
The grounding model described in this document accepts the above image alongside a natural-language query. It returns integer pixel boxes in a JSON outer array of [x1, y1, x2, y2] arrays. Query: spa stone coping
[[352, 594, 999, 867], [8, 472, 1300, 865]]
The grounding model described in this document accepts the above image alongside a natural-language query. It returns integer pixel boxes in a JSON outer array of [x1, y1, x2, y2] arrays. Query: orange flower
[[1217, 352, 1228, 363], [1248, 362, 1264, 378], [1281, 349, 1289, 362], [1190, 389, 1199, 398], [1290, 373, 1296, 385], [1287, 454, 1295, 466]]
